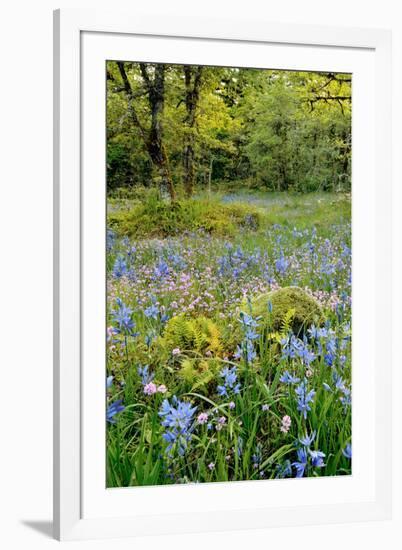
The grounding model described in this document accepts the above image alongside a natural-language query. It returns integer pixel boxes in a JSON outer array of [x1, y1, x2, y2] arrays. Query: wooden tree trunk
[[116, 61, 176, 201], [183, 66, 203, 197]]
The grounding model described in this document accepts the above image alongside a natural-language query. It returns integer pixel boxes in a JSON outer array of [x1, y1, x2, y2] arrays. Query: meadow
[[106, 191, 352, 487]]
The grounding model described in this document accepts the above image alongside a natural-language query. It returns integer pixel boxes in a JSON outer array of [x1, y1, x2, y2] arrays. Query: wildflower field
[[106, 191, 352, 486]]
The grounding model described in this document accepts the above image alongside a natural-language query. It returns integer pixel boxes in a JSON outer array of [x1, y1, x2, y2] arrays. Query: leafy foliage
[[107, 63, 351, 195], [161, 314, 223, 356]]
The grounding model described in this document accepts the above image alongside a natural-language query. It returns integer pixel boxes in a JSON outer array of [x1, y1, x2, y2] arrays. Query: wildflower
[[228, 401, 235, 410], [106, 375, 114, 389], [262, 404, 270, 411], [235, 312, 260, 364], [144, 382, 157, 395], [172, 347, 181, 356], [216, 416, 226, 431], [144, 303, 159, 320], [342, 443, 352, 459], [208, 462, 215, 471], [106, 399, 125, 424], [112, 256, 128, 278], [323, 382, 332, 392], [197, 412, 209, 424], [112, 299, 138, 337], [295, 379, 316, 419], [157, 384, 167, 394], [280, 415, 292, 433], [275, 253, 289, 275], [107, 326, 117, 342], [137, 365, 154, 385], [292, 447, 308, 478], [217, 366, 241, 397], [309, 449, 326, 468], [299, 431, 316, 447], [154, 260, 169, 278], [280, 370, 300, 385], [276, 459, 292, 479], [159, 396, 197, 456], [340, 388, 351, 408]]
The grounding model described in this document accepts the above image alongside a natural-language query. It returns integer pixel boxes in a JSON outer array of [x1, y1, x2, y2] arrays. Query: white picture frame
[[53, 8, 392, 541]]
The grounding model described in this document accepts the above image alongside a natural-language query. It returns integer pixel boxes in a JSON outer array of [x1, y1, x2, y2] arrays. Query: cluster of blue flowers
[[275, 251, 289, 275], [217, 366, 241, 397], [235, 312, 260, 364], [159, 396, 197, 457], [143, 296, 169, 324], [217, 244, 259, 279], [308, 324, 350, 369], [294, 378, 316, 419], [107, 399, 125, 423], [153, 259, 169, 279], [106, 376, 125, 424], [279, 370, 300, 385], [137, 365, 154, 385], [112, 298, 139, 337], [292, 431, 325, 477], [281, 334, 316, 366]]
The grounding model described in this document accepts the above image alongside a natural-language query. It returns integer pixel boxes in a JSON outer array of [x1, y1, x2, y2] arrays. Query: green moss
[[249, 286, 323, 336]]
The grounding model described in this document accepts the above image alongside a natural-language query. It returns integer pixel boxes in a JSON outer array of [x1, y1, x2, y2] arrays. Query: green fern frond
[[280, 308, 296, 336]]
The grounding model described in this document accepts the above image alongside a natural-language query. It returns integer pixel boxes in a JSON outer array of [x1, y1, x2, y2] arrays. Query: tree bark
[[183, 66, 203, 197], [116, 62, 176, 200]]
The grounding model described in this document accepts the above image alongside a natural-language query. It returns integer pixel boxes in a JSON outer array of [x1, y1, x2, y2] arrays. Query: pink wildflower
[[143, 382, 157, 395], [280, 415, 292, 433], [197, 412, 209, 424]]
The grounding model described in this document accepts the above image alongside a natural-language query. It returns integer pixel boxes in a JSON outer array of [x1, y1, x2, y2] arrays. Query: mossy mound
[[108, 193, 262, 239], [249, 286, 323, 336]]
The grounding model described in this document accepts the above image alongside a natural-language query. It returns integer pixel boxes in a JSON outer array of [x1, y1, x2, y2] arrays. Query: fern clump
[[179, 357, 221, 390], [161, 314, 223, 356], [248, 286, 323, 336]]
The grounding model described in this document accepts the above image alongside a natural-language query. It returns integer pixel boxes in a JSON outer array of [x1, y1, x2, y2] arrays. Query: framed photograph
[[53, 8, 392, 541]]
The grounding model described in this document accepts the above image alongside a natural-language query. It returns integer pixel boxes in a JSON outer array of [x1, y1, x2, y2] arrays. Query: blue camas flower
[[112, 256, 128, 278], [280, 370, 300, 385], [235, 311, 260, 364], [299, 431, 316, 447], [137, 365, 154, 385], [144, 303, 159, 320], [292, 447, 308, 478], [107, 399, 125, 423], [275, 459, 292, 479], [154, 260, 169, 279], [342, 443, 352, 459], [112, 299, 139, 337], [217, 366, 241, 397], [275, 252, 289, 275], [309, 449, 326, 468], [295, 378, 316, 419], [159, 396, 197, 457]]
